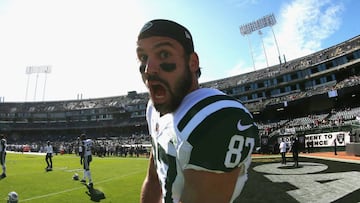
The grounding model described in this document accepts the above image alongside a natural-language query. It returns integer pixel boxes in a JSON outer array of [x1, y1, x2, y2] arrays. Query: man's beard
[[154, 66, 193, 115]]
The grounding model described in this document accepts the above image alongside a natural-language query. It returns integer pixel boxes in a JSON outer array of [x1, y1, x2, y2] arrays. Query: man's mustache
[[144, 74, 169, 88]]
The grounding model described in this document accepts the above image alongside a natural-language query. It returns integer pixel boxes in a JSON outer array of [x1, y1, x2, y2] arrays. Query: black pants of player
[[292, 151, 299, 167], [281, 152, 286, 164], [79, 152, 84, 165], [0, 151, 6, 166], [0, 151, 5, 177], [46, 153, 53, 168]]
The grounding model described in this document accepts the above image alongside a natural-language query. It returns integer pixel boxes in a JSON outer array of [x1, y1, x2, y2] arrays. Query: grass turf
[[0, 153, 148, 203]]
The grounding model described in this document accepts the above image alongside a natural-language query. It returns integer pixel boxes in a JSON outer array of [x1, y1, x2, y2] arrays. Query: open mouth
[[148, 82, 167, 102]]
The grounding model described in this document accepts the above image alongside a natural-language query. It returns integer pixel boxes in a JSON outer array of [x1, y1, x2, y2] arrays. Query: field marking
[[253, 162, 328, 174], [64, 168, 83, 172], [20, 186, 85, 202], [253, 161, 360, 202], [265, 171, 360, 203], [20, 169, 145, 202]]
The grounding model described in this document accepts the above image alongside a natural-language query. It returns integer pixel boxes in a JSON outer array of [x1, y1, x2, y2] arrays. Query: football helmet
[[73, 173, 79, 180], [7, 191, 18, 203]]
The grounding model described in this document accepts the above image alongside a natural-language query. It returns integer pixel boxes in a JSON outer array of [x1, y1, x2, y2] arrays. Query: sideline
[[252, 152, 360, 164], [300, 153, 360, 164], [7, 151, 46, 156]]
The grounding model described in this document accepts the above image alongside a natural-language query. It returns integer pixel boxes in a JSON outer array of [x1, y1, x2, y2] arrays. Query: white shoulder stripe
[[174, 88, 224, 122], [179, 100, 249, 141]]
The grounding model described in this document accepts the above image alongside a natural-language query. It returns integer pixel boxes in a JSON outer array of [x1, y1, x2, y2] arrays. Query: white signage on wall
[[305, 131, 350, 147]]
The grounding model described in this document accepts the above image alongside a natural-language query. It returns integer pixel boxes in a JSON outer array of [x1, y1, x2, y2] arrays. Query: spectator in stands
[[45, 141, 53, 171], [137, 19, 258, 203], [279, 138, 287, 165], [0, 134, 7, 178]]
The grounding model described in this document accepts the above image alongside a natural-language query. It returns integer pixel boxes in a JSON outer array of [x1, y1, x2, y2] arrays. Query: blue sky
[[0, 0, 359, 102]]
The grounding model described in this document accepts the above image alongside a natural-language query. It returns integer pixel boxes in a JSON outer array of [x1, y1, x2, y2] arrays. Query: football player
[[79, 133, 94, 188], [0, 134, 7, 178], [137, 19, 259, 203], [78, 136, 84, 165]]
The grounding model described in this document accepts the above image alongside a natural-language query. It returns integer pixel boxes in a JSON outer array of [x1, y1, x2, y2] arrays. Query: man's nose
[[144, 59, 159, 74]]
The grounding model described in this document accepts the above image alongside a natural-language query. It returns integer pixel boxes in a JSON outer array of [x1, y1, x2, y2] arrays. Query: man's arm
[[180, 167, 242, 203], [81, 145, 85, 157], [140, 152, 162, 203]]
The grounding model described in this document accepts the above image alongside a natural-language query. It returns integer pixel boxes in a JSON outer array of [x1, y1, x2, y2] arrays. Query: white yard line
[[20, 169, 144, 202]]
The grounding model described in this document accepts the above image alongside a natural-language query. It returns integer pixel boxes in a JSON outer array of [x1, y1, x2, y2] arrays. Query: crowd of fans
[[7, 133, 151, 158], [258, 106, 360, 137], [200, 35, 360, 90]]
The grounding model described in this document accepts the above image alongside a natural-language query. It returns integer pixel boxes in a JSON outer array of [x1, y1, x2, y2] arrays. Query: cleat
[[80, 179, 86, 183], [0, 173, 6, 178], [88, 183, 93, 188]]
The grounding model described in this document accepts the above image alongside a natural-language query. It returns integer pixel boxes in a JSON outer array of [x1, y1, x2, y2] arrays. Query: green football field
[[0, 152, 148, 203]]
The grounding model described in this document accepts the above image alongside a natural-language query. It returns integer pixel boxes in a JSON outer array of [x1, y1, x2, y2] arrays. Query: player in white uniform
[[137, 19, 258, 203], [79, 134, 94, 188], [0, 134, 7, 178]]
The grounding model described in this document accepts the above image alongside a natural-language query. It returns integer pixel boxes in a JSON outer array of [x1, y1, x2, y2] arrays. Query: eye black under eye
[[160, 63, 176, 72]]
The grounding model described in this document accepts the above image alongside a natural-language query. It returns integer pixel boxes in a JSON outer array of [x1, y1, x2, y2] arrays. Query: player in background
[[45, 141, 53, 171], [80, 133, 94, 188], [77, 136, 83, 165], [279, 138, 287, 165], [289, 136, 299, 167], [0, 134, 7, 178]]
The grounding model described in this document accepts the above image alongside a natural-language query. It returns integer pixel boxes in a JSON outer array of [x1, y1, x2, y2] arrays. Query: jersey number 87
[[225, 135, 254, 168]]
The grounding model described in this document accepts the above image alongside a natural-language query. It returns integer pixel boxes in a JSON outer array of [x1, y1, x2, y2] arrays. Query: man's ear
[[189, 52, 199, 73]]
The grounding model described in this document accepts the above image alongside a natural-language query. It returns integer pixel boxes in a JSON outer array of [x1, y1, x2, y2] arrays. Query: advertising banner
[[305, 131, 350, 148]]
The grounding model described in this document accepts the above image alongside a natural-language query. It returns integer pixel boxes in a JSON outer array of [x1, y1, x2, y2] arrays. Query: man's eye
[[139, 54, 148, 63], [159, 51, 169, 59]]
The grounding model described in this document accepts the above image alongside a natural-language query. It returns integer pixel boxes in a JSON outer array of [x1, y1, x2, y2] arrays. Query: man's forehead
[[137, 36, 183, 51]]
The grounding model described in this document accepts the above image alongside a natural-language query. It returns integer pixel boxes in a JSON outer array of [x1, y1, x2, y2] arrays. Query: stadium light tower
[[240, 13, 282, 70], [242, 30, 256, 70], [258, 29, 269, 67], [25, 66, 51, 102]]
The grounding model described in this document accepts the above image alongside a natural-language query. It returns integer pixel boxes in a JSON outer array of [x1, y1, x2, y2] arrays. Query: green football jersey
[[147, 88, 258, 203]]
